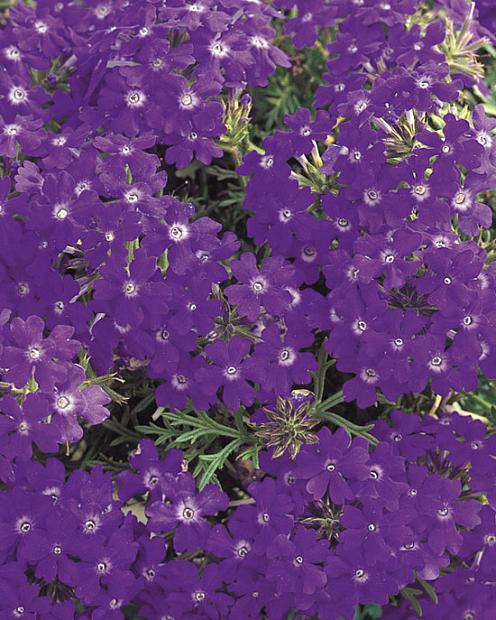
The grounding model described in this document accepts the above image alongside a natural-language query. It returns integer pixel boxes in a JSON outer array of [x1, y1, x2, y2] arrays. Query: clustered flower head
[[0, 413, 495, 619], [0, 0, 494, 417], [241, 0, 496, 409], [0, 0, 495, 617]]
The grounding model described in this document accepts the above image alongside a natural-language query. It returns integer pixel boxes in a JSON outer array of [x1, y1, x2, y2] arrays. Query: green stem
[[313, 390, 345, 413], [466, 392, 493, 411], [314, 410, 378, 446]]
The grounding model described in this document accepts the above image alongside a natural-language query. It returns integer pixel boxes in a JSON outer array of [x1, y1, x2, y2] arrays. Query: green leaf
[[415, 574, 438, 604], [196, 438, 244, 489], [312, 342, 333, 404], [136, 408, 255, 485], [353, 605, 383, 620], [400, 587, 423, 617], [237, 444, 261, 469], [313, 408, 378, 446]]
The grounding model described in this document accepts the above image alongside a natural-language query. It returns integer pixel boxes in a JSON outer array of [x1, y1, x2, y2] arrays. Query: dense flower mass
[[0, 0, 495, 617], [1, 414, 496, 619]]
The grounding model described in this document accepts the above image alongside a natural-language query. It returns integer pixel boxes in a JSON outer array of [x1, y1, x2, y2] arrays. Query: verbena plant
[[0, 0, 495, 618]]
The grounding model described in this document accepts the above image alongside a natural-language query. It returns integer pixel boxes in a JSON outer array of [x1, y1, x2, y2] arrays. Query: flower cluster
[[0, 315, 110, 480], [240, 0, 496, 407], [1, 0, 494, 416], [3, 411, 496, 619], [0, 0, 316, 419], [0, 0, 495, 617]]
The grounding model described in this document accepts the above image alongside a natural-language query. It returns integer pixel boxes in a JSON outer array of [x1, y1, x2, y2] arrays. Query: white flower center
[[172, 374, 188, 390], [417, 76, 431, 89], [28, 346, 41, 360], [8, 86, 27, 104], [279, 347, 296, 366], [179, 92, 198, 109], [126, 90, 146, 108], [224, 366, 238, 380], [125, 189, 141, 204], [429, 355, 445, 372], [4, 124, 19, 136], [412, 184, 429, 201], [34, 20, 48, 34], [251, 277, 267, 294], [169, 223, 189, 241], [75, 180, 91, 196], [124, 280, 138, 297], [250, 35, 269, 49], [279, 208, 293, 222], [360, 367, 379, 384], [453, 192, 470, 211], [477, 131, 492, 148], [4, 46, 21, 61], [95, 4, 111, 19], [16, 518, 32, 534], [57, 395, 71, 410], [210, 41, 229, 57], [354, 569, 368, 583], [364, 188, 381, 206], [54, 204, 69, 220]]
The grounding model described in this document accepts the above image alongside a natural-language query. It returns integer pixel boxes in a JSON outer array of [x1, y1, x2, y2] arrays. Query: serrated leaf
[[197, 438, 243, 489]]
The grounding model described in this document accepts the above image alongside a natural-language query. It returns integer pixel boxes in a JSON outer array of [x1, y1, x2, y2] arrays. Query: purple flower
[[0, 114, 46, 157], [296, 427, 369, 504], [324, 548, 391, 614], [0, 565, 50, 617], [267, 526, 328, 596], [118, 439, 182, 503], [50, 365, 111, 443], [93, 251, 166, 327], [0, 489, 52, 559], [225, 253, 294, 321], [146, 472, 228, 552], [416, 476, 481, 556], [207, 521, 256, 583], [235, 478, 294, 550], [1, 316, 80, 390], [340, 502, 412, 565], [69, 526, 138, 604], [0, 394, 59, 461], [352, 442, 409, 511], [250, 321, 317, 396], [201, 336, 257, 409], [18, 512, 78, 583]]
